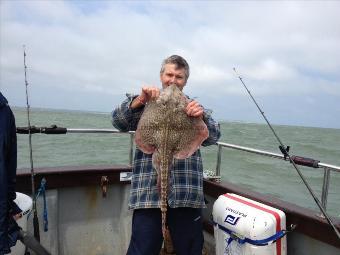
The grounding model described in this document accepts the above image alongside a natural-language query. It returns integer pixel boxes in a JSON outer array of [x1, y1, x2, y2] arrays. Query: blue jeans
[[126, 207, 204, 255]]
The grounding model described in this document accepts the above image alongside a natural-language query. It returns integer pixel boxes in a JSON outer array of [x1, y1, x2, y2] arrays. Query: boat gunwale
[[16, 165, 340, 248]]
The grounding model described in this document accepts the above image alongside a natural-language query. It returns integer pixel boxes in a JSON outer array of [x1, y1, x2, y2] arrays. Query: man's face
[[160, 64, 187, 91]]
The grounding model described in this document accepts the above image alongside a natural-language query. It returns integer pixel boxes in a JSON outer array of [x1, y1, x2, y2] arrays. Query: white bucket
[[213, 193, 287, 255], [10, 192, 33, 255]]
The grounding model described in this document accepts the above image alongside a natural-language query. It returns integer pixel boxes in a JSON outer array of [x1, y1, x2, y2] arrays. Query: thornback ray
[[135, 84, 209, 241]]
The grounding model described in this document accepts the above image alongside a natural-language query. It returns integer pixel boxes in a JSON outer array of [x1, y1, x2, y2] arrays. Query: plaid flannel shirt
[[111, 93, 221, 209]]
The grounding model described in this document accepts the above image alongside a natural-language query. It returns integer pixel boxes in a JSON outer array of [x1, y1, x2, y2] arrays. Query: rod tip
[[233, 67, 239, 76]]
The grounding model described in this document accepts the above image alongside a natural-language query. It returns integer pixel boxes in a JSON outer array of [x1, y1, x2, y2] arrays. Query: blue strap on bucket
[[40, 178, 48, 232], [212, 220, 286, 247], [28, 178, 48, 232]]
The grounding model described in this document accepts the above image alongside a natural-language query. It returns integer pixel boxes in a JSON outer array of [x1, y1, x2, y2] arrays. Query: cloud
[[1, 0, 339, 127], [245, 59, 296, 81]]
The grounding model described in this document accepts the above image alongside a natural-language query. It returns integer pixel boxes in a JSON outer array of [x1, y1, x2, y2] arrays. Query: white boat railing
[[215, 141, 340, 211], [16, 127, 340, 213]]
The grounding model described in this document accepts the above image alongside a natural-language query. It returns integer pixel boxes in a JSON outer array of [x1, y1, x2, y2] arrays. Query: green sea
[[12, 107, 340, 218]]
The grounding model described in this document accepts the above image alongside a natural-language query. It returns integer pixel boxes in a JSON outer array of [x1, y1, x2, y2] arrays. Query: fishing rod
[[233, 67, 340, 240], [23, 45, 41, 241], [16, 126, 125, 134]]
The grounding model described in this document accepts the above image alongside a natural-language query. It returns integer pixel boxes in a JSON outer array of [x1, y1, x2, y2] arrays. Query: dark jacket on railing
[[0, 92, 21, 255]]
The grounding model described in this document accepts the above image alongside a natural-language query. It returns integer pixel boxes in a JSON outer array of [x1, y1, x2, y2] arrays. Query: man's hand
[[186, 100, 204, 118], [130, 86, 160, 109], [140, 86, 160, 103]]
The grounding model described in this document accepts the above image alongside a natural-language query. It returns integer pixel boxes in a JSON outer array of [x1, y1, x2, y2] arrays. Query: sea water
[[13, 107, 340, 218]]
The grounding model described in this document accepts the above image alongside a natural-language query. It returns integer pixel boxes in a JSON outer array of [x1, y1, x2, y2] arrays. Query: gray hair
[[160, 55, 190, 82]]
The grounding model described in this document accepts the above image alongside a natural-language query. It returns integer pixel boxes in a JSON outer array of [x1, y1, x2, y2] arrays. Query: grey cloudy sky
[[1, 0, 339, 128]]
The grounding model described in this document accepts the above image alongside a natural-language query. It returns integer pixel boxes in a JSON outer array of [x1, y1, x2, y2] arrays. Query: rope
[[212, 220, 287, 247]]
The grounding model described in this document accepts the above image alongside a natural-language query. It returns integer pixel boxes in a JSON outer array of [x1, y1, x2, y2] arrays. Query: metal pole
[[66, 129, 123, 134], [215, 144, 222, 177], [217, 142, 283, 160], [321, 168, 331, 210], [319, 163, 340, 173], [128, 132, 134, 166]]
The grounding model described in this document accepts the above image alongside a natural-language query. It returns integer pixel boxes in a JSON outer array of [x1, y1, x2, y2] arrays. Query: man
[[112, 55, 220, 255], [0, 92, 22, 255]]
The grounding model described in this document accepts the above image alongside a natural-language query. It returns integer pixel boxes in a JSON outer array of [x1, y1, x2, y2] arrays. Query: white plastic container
[[212, 193, 287, 255], [10, 192, 33, 255]]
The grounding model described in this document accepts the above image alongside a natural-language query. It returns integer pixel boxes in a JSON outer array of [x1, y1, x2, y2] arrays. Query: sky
[[1, 0, 340, 128]]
